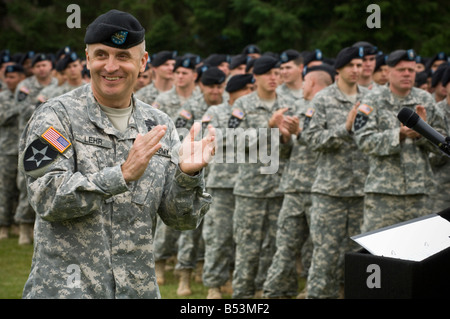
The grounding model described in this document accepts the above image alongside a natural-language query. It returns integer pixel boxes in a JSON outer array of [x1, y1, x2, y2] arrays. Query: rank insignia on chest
[[145, 119, 157, 131], [41, 126, 71, 153]]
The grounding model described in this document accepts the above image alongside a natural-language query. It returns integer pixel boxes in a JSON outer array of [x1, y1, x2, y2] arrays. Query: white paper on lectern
[[351, 214, 450, 262]]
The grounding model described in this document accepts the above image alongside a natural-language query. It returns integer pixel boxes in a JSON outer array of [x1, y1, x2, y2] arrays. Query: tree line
[[1, 0, 449, 59]]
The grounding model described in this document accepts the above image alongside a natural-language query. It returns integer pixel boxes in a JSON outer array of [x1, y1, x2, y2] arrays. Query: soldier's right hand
[[121, 125, 167, 182]]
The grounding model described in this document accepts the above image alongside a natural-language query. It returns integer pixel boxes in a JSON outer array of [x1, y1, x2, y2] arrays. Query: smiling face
[[86, 42, 147, 108]]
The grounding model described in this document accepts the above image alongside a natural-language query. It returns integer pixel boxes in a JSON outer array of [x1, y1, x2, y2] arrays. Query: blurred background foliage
[[1, 0, 449, 59]]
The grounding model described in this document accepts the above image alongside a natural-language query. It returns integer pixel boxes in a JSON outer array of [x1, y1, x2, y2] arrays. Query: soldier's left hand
[[179, 122, 216, 175]]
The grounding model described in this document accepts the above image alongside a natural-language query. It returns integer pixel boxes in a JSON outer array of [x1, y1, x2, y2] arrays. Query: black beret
[[200, 67, 226, 85], [431, 62, 449, 87], [302, 64, 336, 82], [203, 54, 231, 67], [415, 71, 429, 87], [20, 51, 35, 65], [302, 49, 323, 66], [279, 49, 301, 64], [352, 41, 378, 55], [4, 63, 25, 76], [242, 44, 261, 55], [31, 53, 53, 67], [174, 55, 200, 71], [0, 52, 11, 66], [56, 46, 72, 60], [150, 50, 177, 67], [334, 47, 364, 69], [56, 52, 79, 71], [230, 54, 249, 70], [84, 10, 145, 49], [374, 54, 387, 72], [253, 56, 279, 75], [226, 74, 255, 93], [415, 55, 426, 65], [245, 58, 256, 73], [442, 66, 450, 87], [386, 49, 416, 67], [196, 64, 209, 83]]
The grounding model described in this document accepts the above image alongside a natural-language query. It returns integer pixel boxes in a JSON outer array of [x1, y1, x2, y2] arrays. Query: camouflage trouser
[[14, 171, 35, 224], [202, 188, 235, 288], [307, 193, 364, 299], [361, 193, 431, 233], [232, 195, 283, 299], [175, 219, 204, 270], [0, 155, 19, 226], [263, 192, 312, 298], [153, 217, 180, 261]]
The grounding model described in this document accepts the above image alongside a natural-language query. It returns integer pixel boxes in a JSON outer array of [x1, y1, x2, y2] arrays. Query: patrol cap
[[4, 64, 25, 76], [334, 46, 364, 70], [431, 62, 449, 87], [200, 67, 226, 85], [226, 74, 255, 93], [302, 49, 323, 66], [84, 9, 145, 49], [352, 41, 378, 56], [31, 53, 53, 67], [230, 54, 249, 70], [442, 66, 450, 87], [386, 49, 416, 67], [252, 56, 279, 75], [174, 55, 200, 71], [242, 44, 261, 55], [302, 64, 336, 82], [279, 49, 301, 64], [150, 50, 177, 67]]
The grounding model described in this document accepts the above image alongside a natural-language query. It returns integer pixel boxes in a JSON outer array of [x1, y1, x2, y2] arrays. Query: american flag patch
[[179, 109, 192, 120], [202, 114, 212, 122], [41, 126, 71, 153], [358, 104, 373, 115], [305, 108, 315, 117], [232, 109, 244, 119]]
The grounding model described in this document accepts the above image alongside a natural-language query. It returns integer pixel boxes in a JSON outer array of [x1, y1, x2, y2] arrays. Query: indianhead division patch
[[41, 126, 71, 153], [23, 139, 58, 172], [354, 113, 369, 131]]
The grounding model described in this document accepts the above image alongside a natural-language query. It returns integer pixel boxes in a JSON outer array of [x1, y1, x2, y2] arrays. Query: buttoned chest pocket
[[326, 105, 349, 128], [74, 135, 114, 174], [246, 110, 270, 128]]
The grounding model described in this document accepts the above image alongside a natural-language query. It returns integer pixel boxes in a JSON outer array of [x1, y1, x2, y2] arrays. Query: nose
[[104, 56, 119, 73]]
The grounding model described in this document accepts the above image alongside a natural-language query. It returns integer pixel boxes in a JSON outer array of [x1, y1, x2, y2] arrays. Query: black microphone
[[397, 107, 450, 156]]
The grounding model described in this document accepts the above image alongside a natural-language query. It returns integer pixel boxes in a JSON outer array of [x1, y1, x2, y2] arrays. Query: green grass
[[0, 235, 305, 299], [0, 235, 34, 299]]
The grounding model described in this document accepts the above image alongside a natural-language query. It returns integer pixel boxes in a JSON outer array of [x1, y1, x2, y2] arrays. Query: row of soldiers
[[0, 42, 449, 299]]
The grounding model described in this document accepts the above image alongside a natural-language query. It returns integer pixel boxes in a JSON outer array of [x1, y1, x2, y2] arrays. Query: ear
[[85, 48, 91, 70], [140, 52, 149, 73]]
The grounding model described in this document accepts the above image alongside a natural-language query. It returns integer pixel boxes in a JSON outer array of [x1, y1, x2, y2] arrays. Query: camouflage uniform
[[152, 86, 202, 120], [429, 99, 450, 212], [38, 82, 85, 104], [172, 93, 209, 273], [0, 88, 20, 227], [19, 84, 211, 298], [354, 86, 448, 232], [230, 91, 292, 299], [263, 98, 316, 298], [15, 75, 58, 225], [200, 101, 239, 289], [303, 82, 369, 299], [276, 83, 303, 101], [134, 82, 169, 106]]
